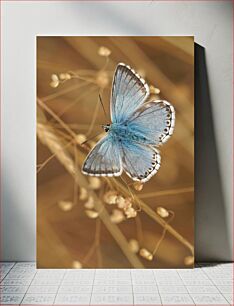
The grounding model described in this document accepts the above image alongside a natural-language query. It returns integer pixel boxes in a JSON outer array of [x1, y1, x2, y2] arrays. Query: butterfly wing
[[82, 135, 122, 177], [128, 100, 175, 146], [111, 63, 149, 123], [119, 140, 161, 183]]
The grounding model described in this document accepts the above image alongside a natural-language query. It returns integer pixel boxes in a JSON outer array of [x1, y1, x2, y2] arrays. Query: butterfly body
[[104, 123, 149, 144], [82, 63, 175, 183]]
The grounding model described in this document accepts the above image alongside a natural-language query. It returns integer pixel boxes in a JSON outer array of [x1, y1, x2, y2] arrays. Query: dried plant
[[37, 37, 194, 268]]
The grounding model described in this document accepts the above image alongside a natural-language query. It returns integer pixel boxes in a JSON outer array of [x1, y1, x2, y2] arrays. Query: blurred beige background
[[2, 1, 232, 263], [37, 36, 194, 268]]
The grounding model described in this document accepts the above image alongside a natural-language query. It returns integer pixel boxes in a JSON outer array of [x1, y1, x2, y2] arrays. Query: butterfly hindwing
[[128, 100, 175, 146], [111, 63, 149, 123], [119, 140, 161, 183], [82, 135, 122, 177]]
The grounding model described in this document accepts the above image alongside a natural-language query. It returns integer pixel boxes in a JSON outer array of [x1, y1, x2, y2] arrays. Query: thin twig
[[95, 218, 103, 268], [112, 178, 194, 255], [37, 98, 77, 139], [73, 144, 78, 206], [152, 211, 175, 255], [37, 139, 73, 174], [138, 187, 194, 199], [135, 215, 143, 244], [37, 105, 144, 268], [37, 97, 194, 259], [41, 83, 85, 102]]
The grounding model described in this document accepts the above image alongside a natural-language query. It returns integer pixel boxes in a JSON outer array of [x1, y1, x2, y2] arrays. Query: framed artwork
[[37, 36, 194, 268]]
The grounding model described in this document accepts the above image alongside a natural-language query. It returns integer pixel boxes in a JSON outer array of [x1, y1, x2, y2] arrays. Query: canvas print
[[37, 36, 194, 268]]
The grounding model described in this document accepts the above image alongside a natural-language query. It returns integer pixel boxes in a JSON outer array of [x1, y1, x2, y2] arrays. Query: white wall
[[1, 1, 233, 261]]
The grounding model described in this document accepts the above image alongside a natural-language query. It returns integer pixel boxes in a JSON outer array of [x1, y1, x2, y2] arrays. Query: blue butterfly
[[82, 63, 175, 183]]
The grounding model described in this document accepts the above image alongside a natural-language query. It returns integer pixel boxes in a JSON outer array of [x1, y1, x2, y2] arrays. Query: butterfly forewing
[[111, 63, 149, 123]]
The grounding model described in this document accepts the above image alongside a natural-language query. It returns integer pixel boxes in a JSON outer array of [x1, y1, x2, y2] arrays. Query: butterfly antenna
[[99, 94, 108, 120]]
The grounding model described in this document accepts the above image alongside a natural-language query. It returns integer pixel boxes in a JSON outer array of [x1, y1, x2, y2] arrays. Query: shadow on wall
[[195, 43, 231, 262]]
